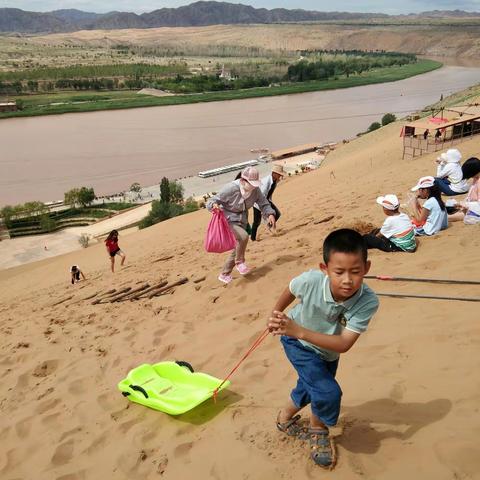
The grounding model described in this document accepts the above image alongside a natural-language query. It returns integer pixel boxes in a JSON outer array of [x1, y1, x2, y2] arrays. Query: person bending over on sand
[[70, 265, 86, 284], [207, 166, 276, 284], [105, 229, 126, 273], [434, 148, 469, 196], [251, 164, 285, 241], [363, 194, 416, 253], [267, 229, 379, 470], [448, 171, 480, 225], [410, 176, 448, 236]]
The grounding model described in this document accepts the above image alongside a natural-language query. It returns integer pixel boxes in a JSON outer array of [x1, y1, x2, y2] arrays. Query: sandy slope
[[1, 122, 479, 480], [28, 24, 480, 59]]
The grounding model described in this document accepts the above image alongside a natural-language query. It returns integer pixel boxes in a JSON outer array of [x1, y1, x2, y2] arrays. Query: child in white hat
[[363, 194, 416, 252], [410, 176, 448, 235], [434, 148, 469, 195]]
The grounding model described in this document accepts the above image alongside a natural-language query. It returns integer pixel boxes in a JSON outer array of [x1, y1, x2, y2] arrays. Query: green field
[[0, 59, 442, 119]]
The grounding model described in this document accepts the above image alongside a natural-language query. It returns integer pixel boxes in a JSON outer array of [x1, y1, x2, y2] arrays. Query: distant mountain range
[[0, 1, 478, 34]]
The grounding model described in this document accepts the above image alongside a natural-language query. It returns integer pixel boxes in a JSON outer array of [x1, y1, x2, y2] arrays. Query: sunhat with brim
[[438, 148, 462, 163], [376, 194, 400, 211], [241, 166, 261, 187], [271, 164, 286, 176], [411, 175, 435, 191]]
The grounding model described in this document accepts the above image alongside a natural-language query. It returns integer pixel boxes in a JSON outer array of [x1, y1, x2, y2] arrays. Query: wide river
[[1, 64, 480, 205]]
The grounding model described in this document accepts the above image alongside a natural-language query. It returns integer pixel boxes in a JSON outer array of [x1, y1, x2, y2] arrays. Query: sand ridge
[[0, 122, 479, 479]]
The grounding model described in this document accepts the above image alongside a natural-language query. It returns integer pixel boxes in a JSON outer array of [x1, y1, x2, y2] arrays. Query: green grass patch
[[0, 59, 442, 119]]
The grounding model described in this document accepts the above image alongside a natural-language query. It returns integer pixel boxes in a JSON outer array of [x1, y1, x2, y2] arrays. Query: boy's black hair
[[71, 265, 78, 271], [323, 228, 368, 264]]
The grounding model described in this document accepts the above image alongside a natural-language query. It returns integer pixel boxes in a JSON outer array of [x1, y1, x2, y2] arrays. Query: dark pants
[[434, 177, 465, 196], [281, 336, 342, 427], [251, 202, 281, 241], [364, 232, 403, 252]]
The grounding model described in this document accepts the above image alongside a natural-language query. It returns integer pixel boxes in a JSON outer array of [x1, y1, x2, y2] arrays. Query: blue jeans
[[281, 336, 342, 427], [434, 177, 465, 196]]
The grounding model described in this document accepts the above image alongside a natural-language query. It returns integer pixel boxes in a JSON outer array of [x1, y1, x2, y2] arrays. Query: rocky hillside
[[5, 1, 472, 34]]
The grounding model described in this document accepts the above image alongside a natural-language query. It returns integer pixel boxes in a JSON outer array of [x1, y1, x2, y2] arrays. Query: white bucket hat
[[437, 148, 462, 164]]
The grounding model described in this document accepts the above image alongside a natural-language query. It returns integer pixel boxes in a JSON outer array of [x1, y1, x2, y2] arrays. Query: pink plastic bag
[[204, 209, 237, 253]]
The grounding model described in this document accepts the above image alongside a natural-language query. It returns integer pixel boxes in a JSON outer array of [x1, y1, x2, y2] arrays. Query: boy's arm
[[272, 287, 296, 312], [268, 311, 360, 354]]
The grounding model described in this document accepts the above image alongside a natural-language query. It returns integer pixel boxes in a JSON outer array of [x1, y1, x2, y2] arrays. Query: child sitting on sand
[[70, 265, 86, 284], [105, 230, 126, 273], [448, 171, 480, 225], [434, 148, 469, 196], [410, 176, 448, 236], [268, 229, 379, 469], [363, 194, 416, 252]]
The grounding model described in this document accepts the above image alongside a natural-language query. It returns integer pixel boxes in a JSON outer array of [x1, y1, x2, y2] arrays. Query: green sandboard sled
[[118, 360, 230, 415]]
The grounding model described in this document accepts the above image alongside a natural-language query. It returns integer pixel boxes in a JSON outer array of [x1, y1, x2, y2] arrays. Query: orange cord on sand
[[212, 327, 270, 403]]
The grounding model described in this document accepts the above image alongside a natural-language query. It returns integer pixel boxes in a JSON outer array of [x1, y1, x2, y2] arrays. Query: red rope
[[212, 327, 270, 403]]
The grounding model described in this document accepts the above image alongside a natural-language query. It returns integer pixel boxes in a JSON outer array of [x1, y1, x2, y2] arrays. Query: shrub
[[78, 234, 90, 248], [381, 113, 397, 126], [39, 214, 56, 232], [367, 122, 381, 132]]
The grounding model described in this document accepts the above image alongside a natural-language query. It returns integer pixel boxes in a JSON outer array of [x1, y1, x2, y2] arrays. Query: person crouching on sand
[[207, 166, 276, 284], [105, 229, 126, 273], [70, 265, 86, 284], [363, 194, 416, 253], [268, 229, 379, 469]]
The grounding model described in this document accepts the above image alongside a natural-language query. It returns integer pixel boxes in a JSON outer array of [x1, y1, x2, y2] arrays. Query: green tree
[[77, 187, 95, 207], [381, 113, 397, 126], [130, 182, 141, 193], [160, 177, 171, 203], [169, 180, 184, 204], [64, 188, 80, 208], [23, 201, 47, 218], [1, 205, 15, 228]]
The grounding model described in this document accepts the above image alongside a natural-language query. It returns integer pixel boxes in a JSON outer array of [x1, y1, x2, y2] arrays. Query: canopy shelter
[[402, 106, 480, 159]]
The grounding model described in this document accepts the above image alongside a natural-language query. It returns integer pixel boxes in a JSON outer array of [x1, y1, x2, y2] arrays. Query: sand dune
[[1, 121, 479, 479]]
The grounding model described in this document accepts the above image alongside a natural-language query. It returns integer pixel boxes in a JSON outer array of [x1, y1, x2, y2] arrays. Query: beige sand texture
[[1, 122, 479, 480]]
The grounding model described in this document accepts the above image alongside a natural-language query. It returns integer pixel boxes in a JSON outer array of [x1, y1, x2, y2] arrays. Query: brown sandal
[[276, 413, 304, 437]]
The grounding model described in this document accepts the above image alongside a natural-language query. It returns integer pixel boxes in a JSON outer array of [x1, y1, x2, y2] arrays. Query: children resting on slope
[[363, 194, 416, 252], [268, 229, 379, 470]]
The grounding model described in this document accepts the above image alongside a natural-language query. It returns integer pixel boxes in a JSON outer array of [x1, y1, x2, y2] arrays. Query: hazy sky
[[1, 0, 479, 14]]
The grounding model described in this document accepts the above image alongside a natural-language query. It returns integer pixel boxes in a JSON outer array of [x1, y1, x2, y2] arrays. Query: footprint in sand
[[35, 397, 61, 415], [68, 377, 89, 395], [32, 359, 59, 378], [51, 439, 75, 466], [174, 441, 193, 459], [15, 416, 33, 439]]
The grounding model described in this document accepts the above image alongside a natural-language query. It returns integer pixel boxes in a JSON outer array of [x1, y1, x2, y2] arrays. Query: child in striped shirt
[[363, 195, 416, 253]]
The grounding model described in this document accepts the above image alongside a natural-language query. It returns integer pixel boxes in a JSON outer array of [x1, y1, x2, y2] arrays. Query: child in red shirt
[[105, 230, 126, 273]]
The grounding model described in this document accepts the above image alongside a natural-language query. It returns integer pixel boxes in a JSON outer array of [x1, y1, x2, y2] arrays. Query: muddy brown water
[[1, 64, 480, 205]]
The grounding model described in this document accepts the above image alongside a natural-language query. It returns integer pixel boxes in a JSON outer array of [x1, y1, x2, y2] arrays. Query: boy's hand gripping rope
[[212, 327, 270, 403]]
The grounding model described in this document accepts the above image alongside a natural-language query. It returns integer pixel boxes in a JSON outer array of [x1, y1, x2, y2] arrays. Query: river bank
[[0, 60, 441, 120]]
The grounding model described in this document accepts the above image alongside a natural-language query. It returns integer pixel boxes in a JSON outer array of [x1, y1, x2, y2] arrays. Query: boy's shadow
[[338, 398, 451, 454]]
